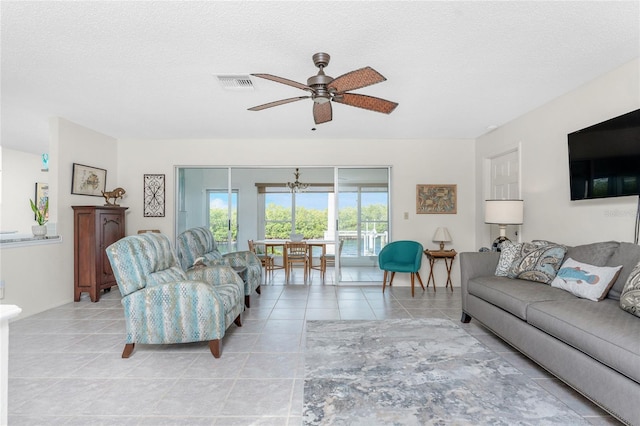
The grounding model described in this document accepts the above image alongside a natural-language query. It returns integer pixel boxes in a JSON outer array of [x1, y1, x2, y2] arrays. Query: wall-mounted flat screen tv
[[568, 109, 640, 200]]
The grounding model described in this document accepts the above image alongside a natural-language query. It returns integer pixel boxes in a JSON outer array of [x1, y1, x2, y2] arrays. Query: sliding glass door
[[177, 167, 235, 253], [336, 168, 390, 271], [176, 166, 390, 282]]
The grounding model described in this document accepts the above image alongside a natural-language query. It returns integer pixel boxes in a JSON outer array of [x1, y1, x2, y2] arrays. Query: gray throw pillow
[[620, 260, 640, 318]]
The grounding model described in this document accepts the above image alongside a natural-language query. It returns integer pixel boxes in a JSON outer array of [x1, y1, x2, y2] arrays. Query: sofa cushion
[[527, 298, 640, 384], [607, 242, 640, 300], [565, 241, 619, 266], [495, 241, 521, 276], [620, 260, 640, 318], [550, 258, 622, 302], [468, 276, 576, 320], [507, 242, 567, 284]]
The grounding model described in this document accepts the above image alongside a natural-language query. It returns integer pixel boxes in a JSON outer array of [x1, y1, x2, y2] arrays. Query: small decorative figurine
[[102, 187, 126, 206]]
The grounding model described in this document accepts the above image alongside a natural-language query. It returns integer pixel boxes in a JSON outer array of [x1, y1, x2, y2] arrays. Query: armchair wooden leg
[[209, 340, 221, 358], [416, 272, 425, 291], [382, 270, 388, 293], [389, 272, 396, 286], [461, 312, 472, 323], [245, 295, 250, 309], [234, 314, 242, 327], [411, 273, 415, 297], [122, 343, 135, 358], [256, 285, 261, 295]]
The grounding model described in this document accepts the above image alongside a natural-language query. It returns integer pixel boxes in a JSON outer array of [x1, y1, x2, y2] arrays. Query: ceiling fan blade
[[251, 73, 311, 91], [328, 67, 386, 93], [248, 96, 310, 111], [333, 93, 398, 114], [313, 101, 332, 124]]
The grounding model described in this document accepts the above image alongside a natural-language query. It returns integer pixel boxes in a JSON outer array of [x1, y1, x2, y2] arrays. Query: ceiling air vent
[[216, 75, 255, 90]]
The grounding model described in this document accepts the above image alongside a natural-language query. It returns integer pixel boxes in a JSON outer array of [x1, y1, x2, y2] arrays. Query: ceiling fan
[[248, 52, 398, 125]]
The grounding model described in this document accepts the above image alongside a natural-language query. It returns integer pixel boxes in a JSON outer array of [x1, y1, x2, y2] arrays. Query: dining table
[[253, 239, 335, 277]]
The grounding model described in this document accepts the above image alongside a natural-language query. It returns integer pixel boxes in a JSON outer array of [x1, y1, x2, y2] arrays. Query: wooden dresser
[[72, 205, 127, 302]]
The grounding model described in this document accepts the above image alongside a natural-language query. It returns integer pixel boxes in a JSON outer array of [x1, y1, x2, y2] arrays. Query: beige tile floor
[[7, 267, 620, 425]]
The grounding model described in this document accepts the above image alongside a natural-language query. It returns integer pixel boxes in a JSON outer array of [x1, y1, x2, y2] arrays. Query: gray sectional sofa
[[460, 241, 640, 425]]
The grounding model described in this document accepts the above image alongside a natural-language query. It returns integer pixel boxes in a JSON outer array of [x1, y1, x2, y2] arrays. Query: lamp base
[[491, 236, 510, 252]]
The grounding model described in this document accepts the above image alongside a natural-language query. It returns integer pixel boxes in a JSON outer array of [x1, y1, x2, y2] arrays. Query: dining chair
[[248, 239, 274, 282], [320, 239, 344, 282], [378, 240, 425, 297], [285, 241, 309, 283]]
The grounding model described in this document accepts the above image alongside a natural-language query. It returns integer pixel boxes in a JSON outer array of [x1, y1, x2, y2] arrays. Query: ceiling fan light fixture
[[312, 95, 331, 104], [248, 52, 398, 122]]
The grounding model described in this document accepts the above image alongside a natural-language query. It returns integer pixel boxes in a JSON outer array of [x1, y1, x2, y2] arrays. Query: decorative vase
[[32, 225, 47, 239]]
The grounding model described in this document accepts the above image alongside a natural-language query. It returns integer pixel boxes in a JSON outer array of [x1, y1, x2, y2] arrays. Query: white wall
[[0, 148, 49, 235], [117, 138, 477, 287], [0, 118, 118, 318], [475, 59, 640, 247]]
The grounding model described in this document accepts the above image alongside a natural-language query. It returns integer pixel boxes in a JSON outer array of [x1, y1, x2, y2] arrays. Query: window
[[264, 193, 292, 239], [338, 185, 388, 258], [261, 187, 331, 239]]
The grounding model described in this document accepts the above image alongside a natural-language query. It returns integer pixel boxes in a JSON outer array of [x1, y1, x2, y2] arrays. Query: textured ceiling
[[2, 1, 639, 155]]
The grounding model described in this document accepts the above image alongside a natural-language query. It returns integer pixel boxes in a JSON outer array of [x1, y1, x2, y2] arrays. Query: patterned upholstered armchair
[[106, 233, 244, 358], [176, 227, 262, 307]]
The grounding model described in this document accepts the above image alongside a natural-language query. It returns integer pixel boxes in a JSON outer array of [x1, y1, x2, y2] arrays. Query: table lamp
[[432, 227, 452, 251], [484, 199, 524, 251]]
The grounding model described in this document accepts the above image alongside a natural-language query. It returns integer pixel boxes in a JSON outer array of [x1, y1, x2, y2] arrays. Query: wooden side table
[[423, 249, 457, 292]]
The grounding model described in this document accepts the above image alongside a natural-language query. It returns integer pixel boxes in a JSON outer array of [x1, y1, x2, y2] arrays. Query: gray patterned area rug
[[304, 318, 589, 425]]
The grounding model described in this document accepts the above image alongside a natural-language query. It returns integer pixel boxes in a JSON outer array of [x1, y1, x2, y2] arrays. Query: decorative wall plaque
[[143, 174, 165, 217]]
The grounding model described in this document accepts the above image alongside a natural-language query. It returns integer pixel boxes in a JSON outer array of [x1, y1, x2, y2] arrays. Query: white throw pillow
[[494, 241, 521, 276], [551, 257, 622, 301]]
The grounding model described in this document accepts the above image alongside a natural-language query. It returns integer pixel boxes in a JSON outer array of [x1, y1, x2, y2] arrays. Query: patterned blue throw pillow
[[620, 260, 640, 317], [508, 242, 567, 284]]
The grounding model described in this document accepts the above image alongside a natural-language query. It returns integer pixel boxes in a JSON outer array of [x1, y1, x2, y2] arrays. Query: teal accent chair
[[378, 240, 426, 297], [106, 233, 244, 359], [176, 227, 262, 308]]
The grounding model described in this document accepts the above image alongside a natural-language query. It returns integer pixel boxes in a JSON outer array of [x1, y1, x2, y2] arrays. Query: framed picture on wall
[[71, 163, 107, 196], [143, 174, 165, 217], [416, 184, 457, 214]]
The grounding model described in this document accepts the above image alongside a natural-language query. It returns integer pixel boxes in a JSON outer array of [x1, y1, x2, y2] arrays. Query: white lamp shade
[[485, 200, 524, 225], [432, 227, 452, 243]]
